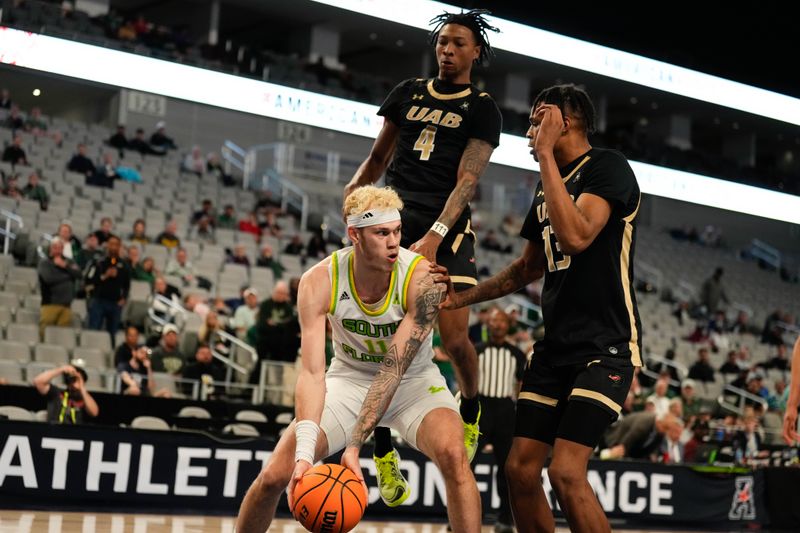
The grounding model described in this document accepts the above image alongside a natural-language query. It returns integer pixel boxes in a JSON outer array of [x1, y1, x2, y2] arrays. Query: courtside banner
[[0, 422, 772, 527]]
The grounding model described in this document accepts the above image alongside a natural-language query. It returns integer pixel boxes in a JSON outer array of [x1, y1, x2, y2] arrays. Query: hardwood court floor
[[0, 510, 699, 532]]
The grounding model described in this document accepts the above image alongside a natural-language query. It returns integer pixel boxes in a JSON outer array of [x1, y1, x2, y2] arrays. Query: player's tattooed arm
[[436, 139, 494, 229], [455, 241, 545, 308], [347, 274, 445, 449]]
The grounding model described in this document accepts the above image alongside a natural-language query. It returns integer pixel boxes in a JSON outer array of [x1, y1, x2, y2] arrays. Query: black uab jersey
[[378, 77, 502, 224], [520, 148, 643, 367]]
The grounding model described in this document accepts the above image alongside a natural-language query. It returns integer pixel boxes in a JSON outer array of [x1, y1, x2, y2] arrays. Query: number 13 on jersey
[[414, 126, 437, 160], [542, 225, 571, 272]]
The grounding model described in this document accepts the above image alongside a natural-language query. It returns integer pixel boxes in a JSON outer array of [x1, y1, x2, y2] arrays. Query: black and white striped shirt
[[475, 341, 527, 399]]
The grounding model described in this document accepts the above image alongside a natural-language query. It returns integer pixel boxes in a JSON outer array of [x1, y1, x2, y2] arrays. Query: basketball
[[292, 463, 368, 533]]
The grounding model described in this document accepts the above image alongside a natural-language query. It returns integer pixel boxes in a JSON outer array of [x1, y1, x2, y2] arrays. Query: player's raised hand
[[783, 408, 799, 445], [533, 104, 564, 157]]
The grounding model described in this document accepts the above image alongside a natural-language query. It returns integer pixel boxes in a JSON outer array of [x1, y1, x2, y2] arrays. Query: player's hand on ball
[[288, 459, 313, 508], [340, 446, 368, 499]]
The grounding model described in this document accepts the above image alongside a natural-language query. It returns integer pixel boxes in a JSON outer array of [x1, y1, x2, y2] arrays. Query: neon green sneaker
[[463, 403, 482, 462], [374, 449, 410, 507]]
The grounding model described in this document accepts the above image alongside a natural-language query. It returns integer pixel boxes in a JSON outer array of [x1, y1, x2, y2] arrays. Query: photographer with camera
[[33, 361, 99, 424]]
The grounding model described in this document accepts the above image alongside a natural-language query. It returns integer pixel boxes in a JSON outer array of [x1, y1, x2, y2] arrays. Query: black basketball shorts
[[400, 208, 478, 292], [514, 354, 634, 448]]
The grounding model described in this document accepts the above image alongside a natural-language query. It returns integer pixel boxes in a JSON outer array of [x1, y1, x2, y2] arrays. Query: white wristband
[[294, 420, 320, 464], [430, 221, 449, 238]]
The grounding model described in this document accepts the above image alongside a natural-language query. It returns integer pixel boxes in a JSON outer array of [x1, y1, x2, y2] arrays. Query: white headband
[[347, 208, 401, 228]]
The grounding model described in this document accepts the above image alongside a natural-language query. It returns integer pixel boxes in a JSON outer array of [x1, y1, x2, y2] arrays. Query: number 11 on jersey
[[414, 126, 437, 160]]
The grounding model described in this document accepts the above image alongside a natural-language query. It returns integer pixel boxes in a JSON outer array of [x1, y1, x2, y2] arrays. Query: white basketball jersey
[[327, 246, 436, 378]]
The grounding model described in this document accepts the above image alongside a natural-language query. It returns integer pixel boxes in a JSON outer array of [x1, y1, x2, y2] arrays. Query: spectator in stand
[[306, 230, 327, 259], [117, 19, 137, 41], [688, 347, 716, 383], [708, 310, 731, 352], [731, 310, 755, 335], [217, 204, 237, 229], [657, 415, 686, 464], [256, 244, 285, 279], [24, 108, 58, 144], [480, 229, 512, 253], [0, 88, 11, 109], [760, 343, 790, 371], [150, 121, 177, 150], [165, 247, 197, 287], [184, 293, 212, 321], [207, 152, 234, 186], [118, 345, 158, 396], [33, 362, 99, 424], [2, 107, 24, 131], [2, 135, 28, 165], [149, 276, 182, 323], [732, 413, 766, 462], [226, 244, 251, 268], [761, 309, 785, 345], [181, 344, 227, 396], [283, 234, 304, 256], [467, 305, 491, 344], [128, 128, 164, 156], [85, 235, 130, 346], [92, 217, 115, 247], [720, 350, 742, 376], [224, 285, 248, 314], [193, 216, 215, 245], [38, 238, 82, 338], [769, 379, 787, 412], [192, 199, 216, 226], [22, 171, 49, 210], [129, 219, 150, 244], [182, 145, 205, 177], [56, 222, 82, 263], [88, 153, 119, 188], [67, 143, 97, 176], [238, 211, 262, 242], [680, 379, 707, 421], [126, 244, 142, 271], [2, 173, 23, 200], [150, 323, 185, 375], [600, 412, 683, 461], [683, 420, 710, 464], [79, 233, 104, 270], [199, 311, 230, 355], [255, 281, 298, 361], [155, 220, 181, 248], [230, 287, 258, 339], [133, 256, 157, 286], [744, 370, 769, 402], [108, 125, 128, 152], [114, 326, 141, 366], [646, 378, 672, 417], [259, 210, 282, 238], [699, 267, 729, 315]]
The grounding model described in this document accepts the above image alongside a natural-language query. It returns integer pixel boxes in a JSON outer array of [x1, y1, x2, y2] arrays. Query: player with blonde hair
[[236, 185, 481, 532]]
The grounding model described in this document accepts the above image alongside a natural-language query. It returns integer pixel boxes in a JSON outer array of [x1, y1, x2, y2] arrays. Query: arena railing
[[717, 383, 769, 416], [0, 209, 24, 255], [639, 354, 688, 389]]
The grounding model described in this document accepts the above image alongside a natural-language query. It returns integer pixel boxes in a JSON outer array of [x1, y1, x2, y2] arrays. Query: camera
[[65, 374, 77, 385]]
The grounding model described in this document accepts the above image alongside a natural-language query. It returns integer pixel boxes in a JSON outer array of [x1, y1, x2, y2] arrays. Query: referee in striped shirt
[[473, 307, 527, 533]]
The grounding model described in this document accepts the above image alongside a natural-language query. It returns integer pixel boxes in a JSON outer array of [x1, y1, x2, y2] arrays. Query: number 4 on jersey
[[414, 126, 437, 160]]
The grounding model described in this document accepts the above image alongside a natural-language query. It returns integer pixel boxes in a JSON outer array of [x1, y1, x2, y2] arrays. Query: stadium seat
[[235, 409, 268, 423], [274, 412, 294, 425], [43, 326, 78, 351], [0, 360, 25, 384], [14, 308, 39, 326], [0, 306, 12, 329], [79, 330, 113, 355], [177, 406, 212, 419], [34, 410, 48, 422], [130, 415, 171, 431], [71, 347, 108, 369], [0, 405, 34, 421], [0, 340, 31, 363], [34, 344, 69, 365], [223, 423, 260, 436], [6, 323, 39, 345], [0, 292, 20, 311]]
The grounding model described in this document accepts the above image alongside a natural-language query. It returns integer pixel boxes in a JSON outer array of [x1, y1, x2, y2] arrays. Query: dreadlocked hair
[[429, 9, 500, 66], [533, 84, 597, 134]]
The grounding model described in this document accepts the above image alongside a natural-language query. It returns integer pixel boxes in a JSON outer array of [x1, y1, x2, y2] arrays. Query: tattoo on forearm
[[348, 277, 444, 448], [463, 259, 529, 306], [437, 140, 493, 228]]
